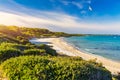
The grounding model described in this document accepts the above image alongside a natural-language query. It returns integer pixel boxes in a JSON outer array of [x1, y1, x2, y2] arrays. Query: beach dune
[[30, 38, 120, 74]]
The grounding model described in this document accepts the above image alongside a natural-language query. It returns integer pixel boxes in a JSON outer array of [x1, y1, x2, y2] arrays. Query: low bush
[[23, 49, 46, 55], [113, 72, 120, 80], [38, 44, 57, 56], [0, 48, 21, 62], [0, 42, 58, 56], [0, 56, 112, 80], [0, 42, 29, 51]]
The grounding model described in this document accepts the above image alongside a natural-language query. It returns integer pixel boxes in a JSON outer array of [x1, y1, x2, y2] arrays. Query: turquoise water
[[64, 35, 120, 62]]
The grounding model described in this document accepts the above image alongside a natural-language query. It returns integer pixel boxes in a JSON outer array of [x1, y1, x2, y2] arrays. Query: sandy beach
[[30, 38, 120, 74]]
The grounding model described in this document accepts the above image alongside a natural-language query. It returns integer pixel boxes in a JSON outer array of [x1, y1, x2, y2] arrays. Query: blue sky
[[0, 0, 120, 34]]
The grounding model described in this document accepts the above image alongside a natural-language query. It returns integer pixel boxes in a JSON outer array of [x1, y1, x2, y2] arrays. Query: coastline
[[30, 38, 120, 74]]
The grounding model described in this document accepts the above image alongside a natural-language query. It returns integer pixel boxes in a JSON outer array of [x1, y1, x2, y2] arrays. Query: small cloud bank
[[0, 11, 120, 34], [61, 0, 92, 14]]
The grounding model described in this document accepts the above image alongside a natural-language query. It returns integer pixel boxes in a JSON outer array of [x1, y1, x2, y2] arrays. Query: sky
[[0, 0, 120, 34]]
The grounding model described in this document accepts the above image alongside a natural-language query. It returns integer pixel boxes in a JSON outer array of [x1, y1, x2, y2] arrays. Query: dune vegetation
[[0, 25, 114, 80], [1, 56, 112, 80]]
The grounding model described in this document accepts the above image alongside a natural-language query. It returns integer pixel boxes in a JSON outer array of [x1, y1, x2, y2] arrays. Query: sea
[[64, 35, 120, 62]]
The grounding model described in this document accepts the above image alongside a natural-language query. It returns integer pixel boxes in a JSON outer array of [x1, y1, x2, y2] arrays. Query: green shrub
[[23, 49, 46, 55], [0, 42, 24, 50], [113, 72, 120, 80], [16, 36, 29, 44], [0, 42, 36, 51], [38, 44, 57, 56], [0, 42, 18, 49], [0, 48, 21, 62], [0, 43, 57, 57], [0, 56, 112, 80]]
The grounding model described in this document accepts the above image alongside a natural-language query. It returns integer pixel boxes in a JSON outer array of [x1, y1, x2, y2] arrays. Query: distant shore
[[30, 38, 120, 74]]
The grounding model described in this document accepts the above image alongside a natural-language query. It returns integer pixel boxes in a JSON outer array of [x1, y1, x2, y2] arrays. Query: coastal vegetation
[[0, 25, 114, 80], [0, 56, 111, 80]]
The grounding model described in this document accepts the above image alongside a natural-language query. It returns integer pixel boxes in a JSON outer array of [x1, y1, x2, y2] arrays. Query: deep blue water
[[64, 35, 120, 62]]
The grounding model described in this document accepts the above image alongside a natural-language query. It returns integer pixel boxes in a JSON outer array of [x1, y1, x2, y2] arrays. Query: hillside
[[0, 25, 71, 38]]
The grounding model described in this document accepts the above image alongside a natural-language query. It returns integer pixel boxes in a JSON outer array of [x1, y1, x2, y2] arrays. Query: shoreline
[[30, 38, 120, 74]]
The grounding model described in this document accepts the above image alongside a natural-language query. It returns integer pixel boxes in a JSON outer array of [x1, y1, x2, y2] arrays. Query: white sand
[[30, 38, 120, 74]]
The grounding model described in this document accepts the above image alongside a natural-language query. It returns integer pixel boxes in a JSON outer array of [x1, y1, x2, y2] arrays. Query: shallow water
[[64, 35, 120, 62]]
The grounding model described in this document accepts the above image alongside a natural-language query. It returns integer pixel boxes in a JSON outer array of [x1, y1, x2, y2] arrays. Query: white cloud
[[72, 2, 83, 9], [89, 6, 92, 11], [61, 0, 93, 13], [61, 1, 70, 5], [81, 10, 86, 14], [86, 0, 91, 4], [0, 11, 83, 29], [61, 1, 83, 9], [1, 11, 120, 34]]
